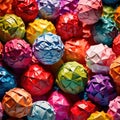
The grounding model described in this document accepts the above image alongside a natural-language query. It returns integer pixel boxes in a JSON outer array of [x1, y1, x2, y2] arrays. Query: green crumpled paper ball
[[56, 61, 88, 94], [0, 14, 25, 43]]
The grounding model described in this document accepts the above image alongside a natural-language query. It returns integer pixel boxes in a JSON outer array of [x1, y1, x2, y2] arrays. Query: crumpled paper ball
[[33, 32, 64, 65], [0, 0, 13, 16], [37, 0, 60, 20], [0, 102, 3, 120], [76, 0, 103, 25], [0, 14, 25, 43], [86, 44, 116, 74], [27, 101, 56, 120], [112, 34, 120, 56], [60, 0, 79, 15], [107, 96, 120, 120], [3, 39, 32, 69], [56, 13, 83, 41], [0, 66, 16, 99], [87, 111, 112, 120], [48, 91, 70, 120], [21, 64, 54, 96], [56, 61, 88, 94], [109, 56, 120, 86], [0, 42, 3, 61], [63, 38, 90, 64], [86, 74, 117, 106], [70, 100, 96, 120], [2, 88, 33, 118], [92, 17, 118, 46], [12, 0, 38, 23], [102, 5, 115, 20], [114, 5, 120, 29], [102, 0, 120, 5], [26, 19, 56, 44]]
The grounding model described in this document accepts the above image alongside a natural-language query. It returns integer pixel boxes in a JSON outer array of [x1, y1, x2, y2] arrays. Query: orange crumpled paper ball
[[2, 88, 32, 118], [0, 0, 13, 16]]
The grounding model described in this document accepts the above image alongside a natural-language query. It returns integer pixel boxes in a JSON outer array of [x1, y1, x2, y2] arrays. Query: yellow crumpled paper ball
[[87, 111, 113, 120], [26, 19, 56, 44]]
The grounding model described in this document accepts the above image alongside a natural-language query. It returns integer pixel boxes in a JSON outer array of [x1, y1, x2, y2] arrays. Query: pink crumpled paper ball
[[48, 91, 70, 120]]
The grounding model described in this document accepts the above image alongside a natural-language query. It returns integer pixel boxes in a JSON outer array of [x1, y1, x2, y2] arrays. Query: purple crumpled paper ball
[[37, 0, 60, 20], [107, 96, 120, 120], [86, 74, 117, 106]]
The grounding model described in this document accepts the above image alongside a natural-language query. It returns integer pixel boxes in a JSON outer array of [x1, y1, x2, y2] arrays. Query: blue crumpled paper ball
[[32, 32, 64, 65], [0, 66, 16, 99], [27, 101, 56, 120]]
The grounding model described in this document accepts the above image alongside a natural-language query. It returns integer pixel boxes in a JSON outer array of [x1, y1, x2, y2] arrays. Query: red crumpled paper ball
[[70, 100, 96, 120], [12, 0, 38, 23], [21, 64, 54, 96], [56, 13, 83, 41]]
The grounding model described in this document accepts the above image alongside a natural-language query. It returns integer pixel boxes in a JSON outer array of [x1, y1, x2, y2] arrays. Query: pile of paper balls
[[0, 0, 120, 120]]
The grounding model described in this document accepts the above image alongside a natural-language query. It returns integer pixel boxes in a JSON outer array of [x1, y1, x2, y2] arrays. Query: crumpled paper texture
[[56, 61, 88, 94], [0, 102, 3, 120], [0, 66, 16, 99], [21, 64, 54, 96], [107, 96, 120, 120], [0, 42, 3, 61], [60, 0, 79, 14], [0, 0, 13, 16], [92, 17, 118, 46], [26, 19, 56, 44], [0, 14, 25, 43], [109, 56, 120, 86], [12, 0, 38, 23], [63, 38, 90, 64], [37, 0, 60, 20], [87, 111, 113, 120], [2, 88, 32, 118], [27, 101, 56, 120], [56, 13, 83, 41], [48, 91, 70, 120], [102, 6, 115, 20], [114, 6, 120, 29], [112, 34, 120, 56], [3, 39, 32, 69], [33, 32, 64, 65], [102, 0, 120, 5], [86, 74, 117, 106], [76, 0, 103, 25], [70, 100, 96, 120], [86, 44, 116, 74]]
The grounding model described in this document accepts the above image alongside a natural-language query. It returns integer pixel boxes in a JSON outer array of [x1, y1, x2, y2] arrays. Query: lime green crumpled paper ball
[[0, 14, 25, 43], [56, 61, 88, 94]]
